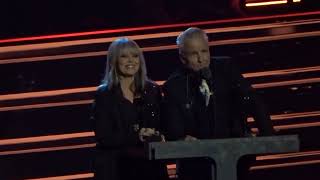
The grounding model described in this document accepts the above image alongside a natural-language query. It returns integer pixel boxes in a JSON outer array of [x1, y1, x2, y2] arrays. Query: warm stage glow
[[0, 10, 318, 44], [1, 29, 319, 65], [1, 76, 320, 112], [0, 143, 96, 156], [0, 132, 94, 146], [251, 159, 320, 170], [0, 19, 318, 55], [246, 0, 288, 7], [0, 110, 317, 147], [25, 173, 94, 180], [0, 100, 93, 112]]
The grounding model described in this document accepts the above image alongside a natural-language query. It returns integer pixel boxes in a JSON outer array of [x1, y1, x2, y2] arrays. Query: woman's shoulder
[[97, 83, 109, 93], [95, 83, 115, 98]]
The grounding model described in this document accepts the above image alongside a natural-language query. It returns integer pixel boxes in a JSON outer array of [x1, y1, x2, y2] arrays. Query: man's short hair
[[176, 27, 209, 53]]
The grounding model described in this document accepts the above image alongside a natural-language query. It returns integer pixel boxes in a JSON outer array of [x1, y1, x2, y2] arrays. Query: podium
[[147, 135, 299, 180]]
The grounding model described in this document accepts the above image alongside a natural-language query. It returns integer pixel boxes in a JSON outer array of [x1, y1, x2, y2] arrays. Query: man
[[162, 27, 274, 180]]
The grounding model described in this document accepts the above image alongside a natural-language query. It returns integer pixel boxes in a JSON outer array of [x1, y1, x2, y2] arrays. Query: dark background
[[1, 0, 320, 179]]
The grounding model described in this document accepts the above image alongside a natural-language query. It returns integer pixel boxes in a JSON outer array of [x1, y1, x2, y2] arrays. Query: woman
[[92, 37, 167, 180]]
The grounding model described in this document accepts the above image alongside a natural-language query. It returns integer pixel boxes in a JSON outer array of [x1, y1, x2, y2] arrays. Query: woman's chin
[[120, 72, 137, 77]]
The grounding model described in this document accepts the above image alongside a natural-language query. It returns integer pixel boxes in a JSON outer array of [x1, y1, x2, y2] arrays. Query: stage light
[[245, 0, 302, 7], [246, 0, 288, 7]]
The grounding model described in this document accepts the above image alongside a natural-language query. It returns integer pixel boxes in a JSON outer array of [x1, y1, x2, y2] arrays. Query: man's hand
[[139, 128, 156, 142], [184, 135, 197, 141]]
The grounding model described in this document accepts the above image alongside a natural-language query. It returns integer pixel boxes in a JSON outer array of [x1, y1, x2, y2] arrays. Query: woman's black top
[[92, 80, 162, 150]]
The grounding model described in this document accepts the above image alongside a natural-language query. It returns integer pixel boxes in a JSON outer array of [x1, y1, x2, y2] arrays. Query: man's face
[[180, 37, 210, 72]]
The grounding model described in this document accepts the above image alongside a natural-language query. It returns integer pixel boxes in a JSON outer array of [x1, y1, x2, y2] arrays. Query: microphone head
[[199, 67, 212, 81]]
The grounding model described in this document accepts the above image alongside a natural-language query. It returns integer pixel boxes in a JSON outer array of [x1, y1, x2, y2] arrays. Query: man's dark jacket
[[162, 58, 274, 141]]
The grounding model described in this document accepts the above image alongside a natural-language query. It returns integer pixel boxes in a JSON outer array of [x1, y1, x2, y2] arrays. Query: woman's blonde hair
[[103, 37, 147, 94]]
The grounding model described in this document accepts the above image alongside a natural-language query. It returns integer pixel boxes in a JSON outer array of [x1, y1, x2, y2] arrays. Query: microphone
[[199, 67, 212, 80], [198, 67, 213, 106], [199, 67, 213, 88]]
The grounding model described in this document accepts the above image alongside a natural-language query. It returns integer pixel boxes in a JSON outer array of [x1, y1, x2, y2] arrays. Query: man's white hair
[[176, 27, 209, 53]]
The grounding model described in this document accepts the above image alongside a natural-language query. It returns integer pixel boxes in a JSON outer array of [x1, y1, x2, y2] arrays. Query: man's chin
[[192, 66, 209, 72]]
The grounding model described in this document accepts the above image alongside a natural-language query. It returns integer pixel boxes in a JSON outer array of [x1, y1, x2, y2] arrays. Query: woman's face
[[117, 47, 141, 77]]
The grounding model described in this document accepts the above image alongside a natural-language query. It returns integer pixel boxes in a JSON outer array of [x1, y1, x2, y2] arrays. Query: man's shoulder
[[145, 79, 160, 89], [211, 56, 239, 77], [162, 70, 188, 100], [211, 56, 233, 68], [163, 70, 187, 89], [144, 80, 161, 97]]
